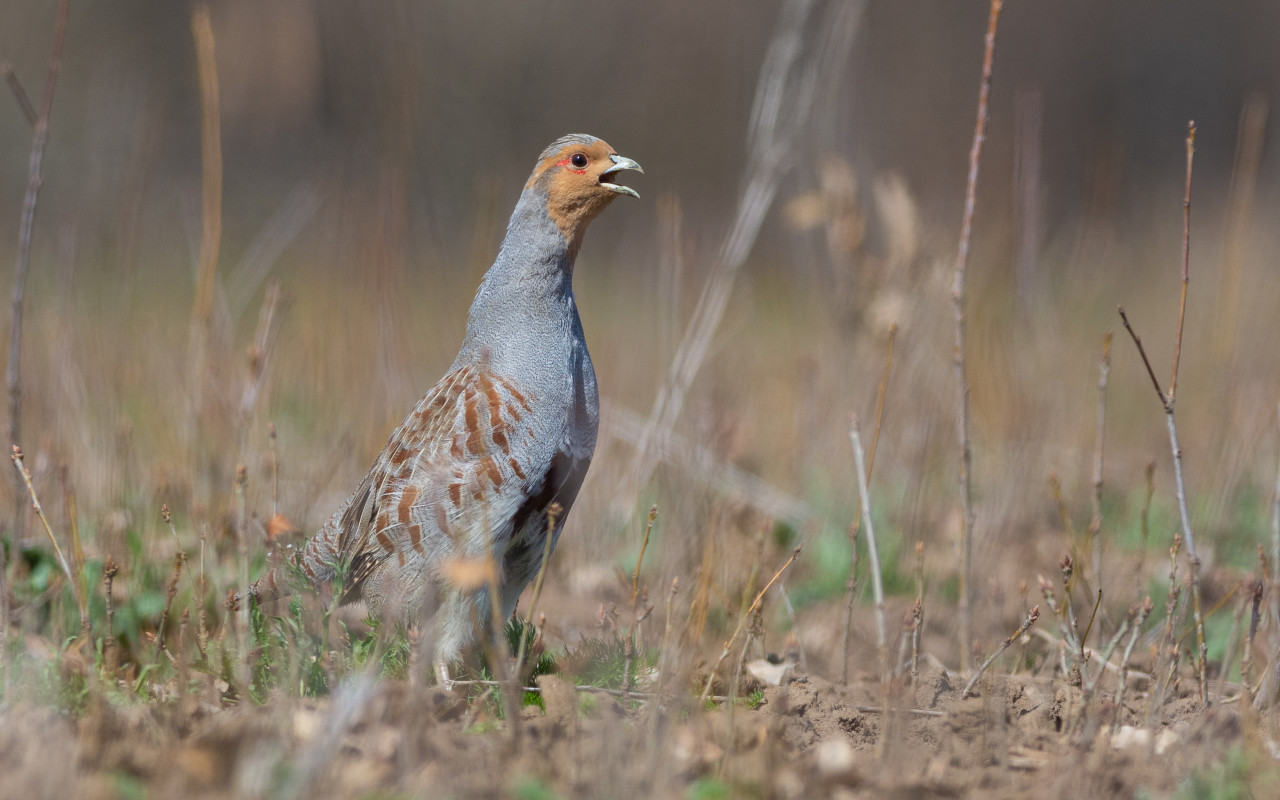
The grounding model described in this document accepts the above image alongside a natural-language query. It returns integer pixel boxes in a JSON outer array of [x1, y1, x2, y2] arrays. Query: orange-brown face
[[525, 134, 643, 243]]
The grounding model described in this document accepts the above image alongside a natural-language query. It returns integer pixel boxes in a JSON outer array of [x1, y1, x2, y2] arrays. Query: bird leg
[[435, 659, 454, 691]]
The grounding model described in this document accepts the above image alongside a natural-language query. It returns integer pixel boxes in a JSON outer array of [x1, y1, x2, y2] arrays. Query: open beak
[[601, 154, 643, 198]]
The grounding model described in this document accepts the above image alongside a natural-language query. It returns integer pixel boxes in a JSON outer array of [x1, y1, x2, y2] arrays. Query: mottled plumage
[[241, 134, 641, 666]]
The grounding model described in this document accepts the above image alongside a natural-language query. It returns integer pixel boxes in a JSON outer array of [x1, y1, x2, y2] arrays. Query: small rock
[[1110, 725, 1150, 750], [815, 738, 857, 779]]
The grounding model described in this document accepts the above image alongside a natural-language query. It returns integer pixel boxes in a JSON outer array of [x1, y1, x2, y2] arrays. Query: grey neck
[[456, 187, 579, 366]]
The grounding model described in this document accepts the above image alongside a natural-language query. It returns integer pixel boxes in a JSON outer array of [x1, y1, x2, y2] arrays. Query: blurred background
[[3, 0, 1280, 666]]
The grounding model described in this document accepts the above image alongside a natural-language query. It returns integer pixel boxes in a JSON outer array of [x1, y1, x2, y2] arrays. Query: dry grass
[[5, 4, 1280, 799]]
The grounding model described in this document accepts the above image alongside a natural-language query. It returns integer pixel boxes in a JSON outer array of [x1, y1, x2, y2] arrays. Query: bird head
[[525, 133, 643, 245]]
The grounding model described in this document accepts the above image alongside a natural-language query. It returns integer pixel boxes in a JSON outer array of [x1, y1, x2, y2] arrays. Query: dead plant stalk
[[513, 503, 563, 681], [699, 545, 801, 704], [952, 0, 1005, 670], [11, 446, 86, 637], [850, 418, 894, 757], [1089, 332, 1112, 590], [842, 323, 895, 684], [1116, 124, 1207, 707], [962, 606, 1039, 698], [6, 0, 71, 535]]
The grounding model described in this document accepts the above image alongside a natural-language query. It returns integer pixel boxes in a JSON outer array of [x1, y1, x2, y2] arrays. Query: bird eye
[[570, 153, 588, 169]]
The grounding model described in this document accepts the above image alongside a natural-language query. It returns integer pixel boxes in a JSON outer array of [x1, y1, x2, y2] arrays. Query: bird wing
[[335, 360, 555, 602]]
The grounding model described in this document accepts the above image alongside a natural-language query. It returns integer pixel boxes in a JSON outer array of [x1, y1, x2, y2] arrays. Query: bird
[[238, 133, 642, 682]]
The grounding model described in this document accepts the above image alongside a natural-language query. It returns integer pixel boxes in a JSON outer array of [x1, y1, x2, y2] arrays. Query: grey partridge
[[241, 134, 642, 675]]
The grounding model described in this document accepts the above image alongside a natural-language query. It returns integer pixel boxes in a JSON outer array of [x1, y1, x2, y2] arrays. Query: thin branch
[[1112, 597, 1154, 733], [7, 0, 72, 539], [514, 504, 562, 681], [850, 419, 888, 687], [0, 62, 37, 127], [962, 606, 1039, 698], [1117, 308, 1168, 412], [850, 418, 891, 757], [1169, 121, 1195, 404], [1121, 271, 1208, 707], [700, 545, 802, 704], [11, 446, 86, 636], [1088, 331, 1112, 591], [952, 0, 1005, 671], [842, 323, 896, 684]]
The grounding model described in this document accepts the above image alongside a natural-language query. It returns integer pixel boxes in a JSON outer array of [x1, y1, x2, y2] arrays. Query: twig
[[156, 549, 187, 658], [11, 446, 86, 636], [59, 466, 89, 642], [1149, 536, 1184, 722], [842, 323, 895, 684], [1242, 579, 1263, 698], [103, 557, 119, 675], [1257, 406, 1280, 711], [1272, 403, 1280, 629], [7, 0, 72, 539], [185, 3, 223, 491], [1, 62, 37, 127], [700, 545, 802, 704], [1169, 123, 1194, 402], [963, 606, 1039, 698], [776, 581, 808, 674], [1134, 461, 1155, 592], [632, 505, 656, 607], [1088, 332, 1112, 591], [233, 465, 249, 689], [514, 503, 562, 681], [850, 420, 889, 688], [952, 0, 1005, 671], [622, 505, 657, 700], [1116, 122, 1208, 707], [1029, 627, 1152, 681], [850, 418, 895, 757], [189, 3, 222, 330], [1112, 597, 1154, 733]]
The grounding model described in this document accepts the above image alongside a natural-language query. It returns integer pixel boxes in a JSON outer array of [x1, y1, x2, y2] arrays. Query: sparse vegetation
[[2, 1, 1280, 799]]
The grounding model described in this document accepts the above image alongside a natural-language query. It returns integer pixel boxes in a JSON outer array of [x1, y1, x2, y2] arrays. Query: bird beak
[[601, 154, 643, 198]]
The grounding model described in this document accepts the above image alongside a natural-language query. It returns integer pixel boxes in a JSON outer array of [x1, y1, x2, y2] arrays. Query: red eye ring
[[570, 153, 588, 169]]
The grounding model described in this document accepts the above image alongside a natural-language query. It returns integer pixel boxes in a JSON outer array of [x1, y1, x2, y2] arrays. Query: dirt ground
[[1, 654, 1271, 800]]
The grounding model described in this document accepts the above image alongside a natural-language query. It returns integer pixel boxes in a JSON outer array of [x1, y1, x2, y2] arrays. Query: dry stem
[[1112, 597, 1153, 733], [233, 464, 249, 690], [1, 62, 37, 127], [103, 558, 119, 675], [621, 506, 658, 699], [1116, 123, 1208, 707], [11, 446, 86, 636], [850, 420, 888, 687], [850, 418, 893, 756], [60, 467, 89, 642], [962, 606, 1039, 698], [6, 0, 71, 540], [514, 503, 562, 681], [841, 324, 895, 684], [700, 545, 801, 704], [185, 3, 223, 495], [952, 0, 1004, 670], [1088, 332, 1112, 590]]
